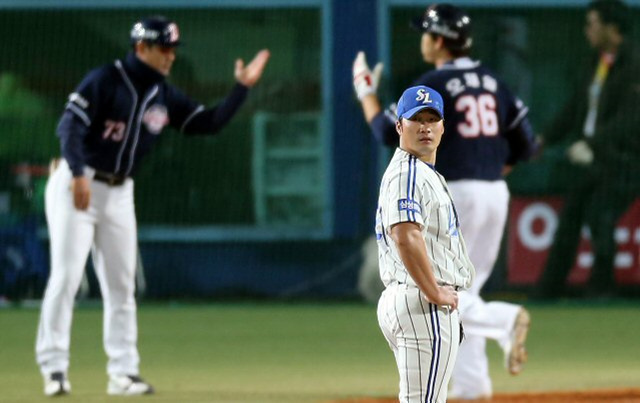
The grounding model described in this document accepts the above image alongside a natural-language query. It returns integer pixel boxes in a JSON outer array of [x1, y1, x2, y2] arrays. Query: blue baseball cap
[[396, 85, 444, 121]]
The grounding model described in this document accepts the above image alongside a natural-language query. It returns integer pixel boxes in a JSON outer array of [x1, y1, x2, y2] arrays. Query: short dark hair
[[588, 0, 631, 34], [427, 33, 471, 57]]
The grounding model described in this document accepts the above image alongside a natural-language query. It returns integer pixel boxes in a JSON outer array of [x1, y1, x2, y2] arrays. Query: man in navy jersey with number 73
[[353, 3, 536, 400], [36, 16, 269, 397]]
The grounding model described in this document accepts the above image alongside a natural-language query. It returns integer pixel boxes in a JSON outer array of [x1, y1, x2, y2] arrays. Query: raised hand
[[352, 51, 384, 100], [235, 49, 271, 88]]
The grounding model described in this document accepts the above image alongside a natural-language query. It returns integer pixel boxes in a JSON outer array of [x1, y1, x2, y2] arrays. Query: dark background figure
[[536, 0, 640, 299]]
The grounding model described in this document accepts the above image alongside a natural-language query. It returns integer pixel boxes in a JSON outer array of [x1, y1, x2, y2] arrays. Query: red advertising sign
[[507, 197, 640, 285]]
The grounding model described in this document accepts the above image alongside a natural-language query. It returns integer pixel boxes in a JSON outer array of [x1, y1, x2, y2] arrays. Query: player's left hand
[[431, 285, 458, 310], [235, 49, 271, 87]]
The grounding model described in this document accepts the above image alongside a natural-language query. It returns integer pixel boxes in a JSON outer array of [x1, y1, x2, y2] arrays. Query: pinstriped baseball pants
[[377, 283, 460, 403]]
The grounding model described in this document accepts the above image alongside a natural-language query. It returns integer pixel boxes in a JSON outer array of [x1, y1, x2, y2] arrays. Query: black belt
[[93, 171, 127, 186]]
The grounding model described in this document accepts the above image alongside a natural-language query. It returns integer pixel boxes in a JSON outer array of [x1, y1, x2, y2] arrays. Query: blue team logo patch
[[398, 199, 421, 215]]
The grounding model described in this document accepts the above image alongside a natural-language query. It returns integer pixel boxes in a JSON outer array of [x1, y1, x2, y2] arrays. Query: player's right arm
[[359, 94, 382, 124], [56, 67, 109, 210], [382, 157, 457, 308], [352, 51, 399, 147], [57, 68, 106, 176], [391, 222, 458, 309]]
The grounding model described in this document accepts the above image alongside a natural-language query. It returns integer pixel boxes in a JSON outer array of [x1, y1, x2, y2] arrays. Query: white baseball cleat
[[505, 308, 530, 375], [107, 374, 154, 396], [44, 372, 71, 396]]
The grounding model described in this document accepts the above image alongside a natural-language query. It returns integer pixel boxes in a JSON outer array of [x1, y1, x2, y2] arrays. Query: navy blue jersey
[[371, 58, 535, 181], [57, 52, 248, 177]]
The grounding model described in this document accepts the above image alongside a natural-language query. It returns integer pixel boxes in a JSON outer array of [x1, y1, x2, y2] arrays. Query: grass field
[[1, 300, 639, 402]]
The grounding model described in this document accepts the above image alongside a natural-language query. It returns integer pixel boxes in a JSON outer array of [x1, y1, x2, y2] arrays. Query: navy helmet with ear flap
[[130, 16, 181, 47], [411, 3, 472, 51]]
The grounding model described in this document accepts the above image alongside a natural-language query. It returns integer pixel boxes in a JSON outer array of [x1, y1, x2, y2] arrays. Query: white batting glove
[[352, 51, 383, 100], [567, 139, 594, 165]]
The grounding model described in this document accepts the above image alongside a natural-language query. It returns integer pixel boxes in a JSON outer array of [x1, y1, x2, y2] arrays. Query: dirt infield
[[329, 388, 640, 403]]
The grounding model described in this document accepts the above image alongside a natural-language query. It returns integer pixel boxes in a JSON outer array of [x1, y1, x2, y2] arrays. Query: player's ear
[[134, 41, 148, 55], [395, 120, 403, 136]]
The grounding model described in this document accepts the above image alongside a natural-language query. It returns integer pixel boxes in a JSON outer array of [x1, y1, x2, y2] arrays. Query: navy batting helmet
[[412, 3, 472, 51], [130, 16, 181, 47]]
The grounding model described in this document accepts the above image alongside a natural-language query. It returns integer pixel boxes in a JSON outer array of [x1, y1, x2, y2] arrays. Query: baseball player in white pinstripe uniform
[[376, 85, 474, 403]]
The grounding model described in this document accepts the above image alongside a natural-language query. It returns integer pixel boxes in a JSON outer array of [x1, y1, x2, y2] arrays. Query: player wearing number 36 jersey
[[354, 3, 536, 400], [367, 16, 533, 182], [406, 62, 530, 181]]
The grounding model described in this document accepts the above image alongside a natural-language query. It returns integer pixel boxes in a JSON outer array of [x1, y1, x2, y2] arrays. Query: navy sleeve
[[57, 67, 108, 176], [57, 113, 90, 176], [370, 109, 399, 147], [501, 88, 537, 165], [166, 83, 249, 135], [505, 115, 537, 165]]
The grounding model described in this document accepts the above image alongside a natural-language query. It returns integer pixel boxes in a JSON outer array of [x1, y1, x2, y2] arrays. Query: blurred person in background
[[536, 0, 640, 299], [36, 16, 269, 396], [352, 3, 536, 400]]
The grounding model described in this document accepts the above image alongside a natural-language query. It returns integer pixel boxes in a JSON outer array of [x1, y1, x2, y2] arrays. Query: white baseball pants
[[447, 180, 521, 399], [36, 159, 140, 377], [378, 283, 460, 403]]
